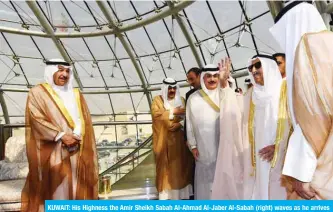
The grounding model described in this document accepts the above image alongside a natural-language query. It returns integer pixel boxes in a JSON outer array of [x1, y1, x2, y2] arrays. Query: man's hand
[[169, 123, 181, 131], [259, 144, 275, 162], [173, 107, 186, 116], [293, 180, 316, 200], [218, 57, 231, 88], [61, 133, 81, 147], [73, 134, 82, 141], [191, 148, 199, 161]]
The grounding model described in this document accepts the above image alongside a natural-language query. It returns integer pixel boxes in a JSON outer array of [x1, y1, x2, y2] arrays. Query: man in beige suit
[[270, 1, 333, 200]]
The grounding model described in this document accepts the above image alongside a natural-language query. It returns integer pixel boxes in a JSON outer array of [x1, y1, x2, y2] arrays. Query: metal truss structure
[[0, 0, 332, 124]]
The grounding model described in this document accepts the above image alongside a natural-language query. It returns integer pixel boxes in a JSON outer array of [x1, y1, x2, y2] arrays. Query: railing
[[2, 120, 152, 128], [0, 120, 153, 182], [99, 135, 153, 177]]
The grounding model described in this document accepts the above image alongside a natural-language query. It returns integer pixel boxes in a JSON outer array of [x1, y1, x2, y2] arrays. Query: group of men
[[20, 1, 333, 211], [152, 1, 333, 200]]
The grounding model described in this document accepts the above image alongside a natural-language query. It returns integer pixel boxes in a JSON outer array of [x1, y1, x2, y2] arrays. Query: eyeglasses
[[248, 61, 262, 72]]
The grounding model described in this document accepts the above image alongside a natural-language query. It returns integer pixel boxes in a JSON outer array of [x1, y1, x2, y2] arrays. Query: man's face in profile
[[167, 86, 176, 99], [53, 65, 70, 86], [203, 73, 219, 90], [275, 56, 286, 77], [187, 72, 201, 89]]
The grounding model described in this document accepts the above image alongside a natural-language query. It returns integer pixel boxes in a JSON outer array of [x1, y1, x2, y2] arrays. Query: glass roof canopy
[[0, 0, 285, 124]]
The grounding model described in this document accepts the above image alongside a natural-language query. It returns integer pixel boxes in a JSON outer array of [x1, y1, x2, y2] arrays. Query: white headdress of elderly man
[[270, 0, 333, 200], [22, 59, 98, 211], [186, 61, 229, 200], [240, 54, 292, 200]]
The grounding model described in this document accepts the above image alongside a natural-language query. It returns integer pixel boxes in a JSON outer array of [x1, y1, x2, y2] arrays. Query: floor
[[100, 153, 158, 200]]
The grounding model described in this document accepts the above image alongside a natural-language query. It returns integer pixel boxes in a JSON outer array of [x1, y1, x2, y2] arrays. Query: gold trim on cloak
[[41, 84, 86, 155], [41, 83, 87, 199], [248, 95, 256, 176], [302, 32, 332, 157], [41, 83, 75, 129], [248, 80, 293, 176], [198, 89, 220, 112], [271, 80, 288, 168]]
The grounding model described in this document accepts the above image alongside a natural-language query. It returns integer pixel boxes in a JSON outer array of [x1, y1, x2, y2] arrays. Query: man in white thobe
[[212, 55, 291, 200], [186, 64, 221, 200], [270, 1, 333, 200], [242, 55, 291, 200], [211, 58, 245, 200]]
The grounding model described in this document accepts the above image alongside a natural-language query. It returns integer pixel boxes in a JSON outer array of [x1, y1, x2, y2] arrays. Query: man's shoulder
[[186, 88, 197, 96], [29, 84, 45, 94], [303, 30, 332, 37], [152, 95, 162, 102], [187, 89, 201, 103], [298, 31, 333, 59], [301, 30, 333, 43], [26, 84, 49, 104], [153, 95, 162, 99]]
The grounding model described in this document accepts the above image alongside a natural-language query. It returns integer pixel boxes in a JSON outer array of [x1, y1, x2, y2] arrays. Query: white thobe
[[251, 104, 272, 200], [243, 85, 288, 200], [186, 90, 220, 200]]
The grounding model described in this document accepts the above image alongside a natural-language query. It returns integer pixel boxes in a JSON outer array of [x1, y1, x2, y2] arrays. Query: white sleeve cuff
[[55, 132, 65, 142], [73, 127, 81, 137], [190, 145, 197, 150], [169, 108, 174, 120], [282, 125, 317, 182]]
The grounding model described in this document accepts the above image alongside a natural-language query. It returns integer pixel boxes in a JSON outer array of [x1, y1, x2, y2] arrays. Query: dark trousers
[[190, 160, 195, 200]]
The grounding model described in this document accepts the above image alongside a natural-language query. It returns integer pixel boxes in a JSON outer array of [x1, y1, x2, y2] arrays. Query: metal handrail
[[0, 112, 152, 118], [2, 120, 152, 128], [107, 149, 152, 174], [97, 146, 152, 150], [99, 135, 153, 177]]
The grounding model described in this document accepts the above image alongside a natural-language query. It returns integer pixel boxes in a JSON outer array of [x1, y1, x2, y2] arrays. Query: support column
[[97, 1, 153, 109], [0, 91, 10, 124], [166, 1, 203, 68], [0, 125, 12, 160], [266, 1, 284, 19]]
